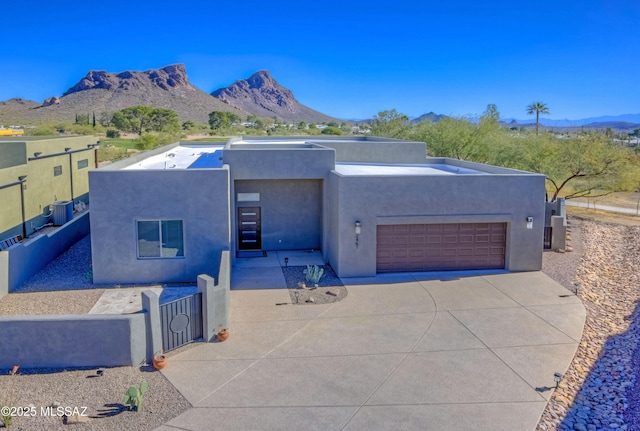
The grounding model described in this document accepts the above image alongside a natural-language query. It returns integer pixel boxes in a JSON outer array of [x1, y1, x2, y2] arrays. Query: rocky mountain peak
[[63, 64, 191, 96], [210, 70, 334, 122], [246, 70, 277, 89]]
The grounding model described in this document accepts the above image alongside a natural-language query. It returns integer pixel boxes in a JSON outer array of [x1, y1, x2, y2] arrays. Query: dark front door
[[238, 207, 262, 250]]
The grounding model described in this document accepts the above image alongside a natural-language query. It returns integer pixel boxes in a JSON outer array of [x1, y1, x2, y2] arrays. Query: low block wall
[[0, 211, 90, 298], [0, 313, 146, 369]]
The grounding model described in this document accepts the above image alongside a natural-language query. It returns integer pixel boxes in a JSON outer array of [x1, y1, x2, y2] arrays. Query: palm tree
[[526, 102, 549, 135]]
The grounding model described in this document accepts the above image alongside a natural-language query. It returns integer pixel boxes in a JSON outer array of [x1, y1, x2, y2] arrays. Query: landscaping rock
[[537, 219, 640, 431]]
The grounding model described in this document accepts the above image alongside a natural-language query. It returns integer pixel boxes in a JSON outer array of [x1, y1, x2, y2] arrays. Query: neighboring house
[[89, 136, 545, 284], [0, 136, 99, 243], [1, 135, 99, 297]]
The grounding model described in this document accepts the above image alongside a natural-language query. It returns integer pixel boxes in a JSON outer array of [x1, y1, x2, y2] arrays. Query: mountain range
[[0, 63, 637, 131], [0, 64, 337, 125], [502, 114, 640, 131]]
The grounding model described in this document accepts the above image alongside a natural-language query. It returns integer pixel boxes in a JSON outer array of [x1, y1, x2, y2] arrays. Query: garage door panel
[[377, 223, 506, 273]]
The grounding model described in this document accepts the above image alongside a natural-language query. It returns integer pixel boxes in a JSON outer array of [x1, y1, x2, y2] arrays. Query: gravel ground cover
[[0, 234, 192, 430], [282, 264, 348, 304], [537, 217, 640, 431], [0, 365, 190, 430]]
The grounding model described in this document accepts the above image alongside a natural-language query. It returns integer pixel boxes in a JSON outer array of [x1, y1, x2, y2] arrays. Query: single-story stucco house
[[89, 136, 545, 284]]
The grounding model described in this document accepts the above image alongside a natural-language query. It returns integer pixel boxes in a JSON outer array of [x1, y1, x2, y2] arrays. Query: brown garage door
[[377, 223, 506, 273]]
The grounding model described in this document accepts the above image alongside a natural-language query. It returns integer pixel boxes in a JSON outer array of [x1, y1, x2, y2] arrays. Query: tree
[[111, 106, 155, 135], [369, 109, 410, 139], [415, 117, 495, 163], [517, 133, 635, 201], [209, 111, 232, 131], [148, 108, 180, 134], [526, 102, 549, 135]]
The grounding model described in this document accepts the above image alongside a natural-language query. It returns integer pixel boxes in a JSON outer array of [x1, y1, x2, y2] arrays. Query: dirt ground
[[570, 191, 640, 211], [567, 206, 640, 226]]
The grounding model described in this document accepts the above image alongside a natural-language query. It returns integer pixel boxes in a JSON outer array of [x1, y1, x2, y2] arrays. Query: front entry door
[[238, 207, 262, 250]]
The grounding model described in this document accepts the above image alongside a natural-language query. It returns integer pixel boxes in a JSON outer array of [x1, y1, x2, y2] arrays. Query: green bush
[[136, 133, 158, 150], [321, 126, 343, 135], [106, 129, 121, 138]]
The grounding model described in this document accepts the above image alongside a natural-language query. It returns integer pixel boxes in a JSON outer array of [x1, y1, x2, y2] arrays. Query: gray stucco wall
[[317, 139, 427, 163], [327, 170, 546, 277], [0, 313, 146, 368], [3, 212, 89, 293], [224, 145, 335, 180], [235, 179, 322, 250], [90, 168, 230, 284]]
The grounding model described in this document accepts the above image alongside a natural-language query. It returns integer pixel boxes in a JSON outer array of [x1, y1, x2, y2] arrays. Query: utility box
[[52, 201, 73, 225]]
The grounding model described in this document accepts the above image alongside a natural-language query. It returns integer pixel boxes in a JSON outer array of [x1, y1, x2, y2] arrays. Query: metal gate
[[543, 227, 552, 249], [159, 293, 203, 352]]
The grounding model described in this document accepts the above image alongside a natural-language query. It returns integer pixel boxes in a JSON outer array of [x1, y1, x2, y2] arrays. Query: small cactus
[[305, 265, 324, 285], [124, 381, 148, 412]]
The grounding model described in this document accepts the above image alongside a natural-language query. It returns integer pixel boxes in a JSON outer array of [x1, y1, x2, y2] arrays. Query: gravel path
[[537, 217, 640, 431]]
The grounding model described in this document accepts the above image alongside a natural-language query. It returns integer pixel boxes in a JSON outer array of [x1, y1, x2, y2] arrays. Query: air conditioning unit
[[52, 201, 73, 225]]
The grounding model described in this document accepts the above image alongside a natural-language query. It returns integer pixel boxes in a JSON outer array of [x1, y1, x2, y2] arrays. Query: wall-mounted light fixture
[[284, 257, 289, 268], [355, 221, 361, 248], [526, 216, 533, 230]]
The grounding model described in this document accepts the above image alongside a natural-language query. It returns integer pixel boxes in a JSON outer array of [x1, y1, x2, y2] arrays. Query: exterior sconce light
[[34, 152, 42, 157], [284, 257, 289, 268], [355, 221, 361, 248], [526, 217, 533, 229], [554, 372, 562, 388]]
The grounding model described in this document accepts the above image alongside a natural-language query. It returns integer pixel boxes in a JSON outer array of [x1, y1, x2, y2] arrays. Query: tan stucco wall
[[0, 136, 98, 237]]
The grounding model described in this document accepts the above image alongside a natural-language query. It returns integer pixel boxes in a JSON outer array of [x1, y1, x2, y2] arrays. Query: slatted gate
[[159, 293, 203, 352]]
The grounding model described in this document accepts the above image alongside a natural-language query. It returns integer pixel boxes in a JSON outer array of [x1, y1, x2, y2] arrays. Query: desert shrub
[[106, 129, 121, 138]]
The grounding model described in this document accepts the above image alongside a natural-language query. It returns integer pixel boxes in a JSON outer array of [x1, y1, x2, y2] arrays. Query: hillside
[[211, 70, 337, 123], [0, 65, 248, 124]]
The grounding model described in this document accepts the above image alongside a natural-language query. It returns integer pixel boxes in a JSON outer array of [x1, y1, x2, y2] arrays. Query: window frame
[[136, 219, 185, 259]]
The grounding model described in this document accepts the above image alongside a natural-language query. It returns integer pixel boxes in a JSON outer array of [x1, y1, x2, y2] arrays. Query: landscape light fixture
[[355, 221, 362, 248], [294, 290, 299, 304], [284, 257, 289, 268], [554, 372, 562, 388], [526, 217, 534, 230]]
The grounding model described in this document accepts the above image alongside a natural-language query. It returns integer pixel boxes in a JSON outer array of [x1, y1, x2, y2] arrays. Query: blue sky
[[1, 0, 638, 120]]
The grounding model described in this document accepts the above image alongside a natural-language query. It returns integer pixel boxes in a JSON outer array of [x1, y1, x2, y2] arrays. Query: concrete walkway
[[155, 271, 585, 431]]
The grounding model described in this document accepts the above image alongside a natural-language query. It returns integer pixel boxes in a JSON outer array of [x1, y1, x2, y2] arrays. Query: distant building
[[0, 135, 99, 243], [89, 136, 545, 285]]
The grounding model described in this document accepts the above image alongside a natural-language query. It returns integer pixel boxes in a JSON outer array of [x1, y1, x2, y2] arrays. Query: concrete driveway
[[155, 271, 584, 431]]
